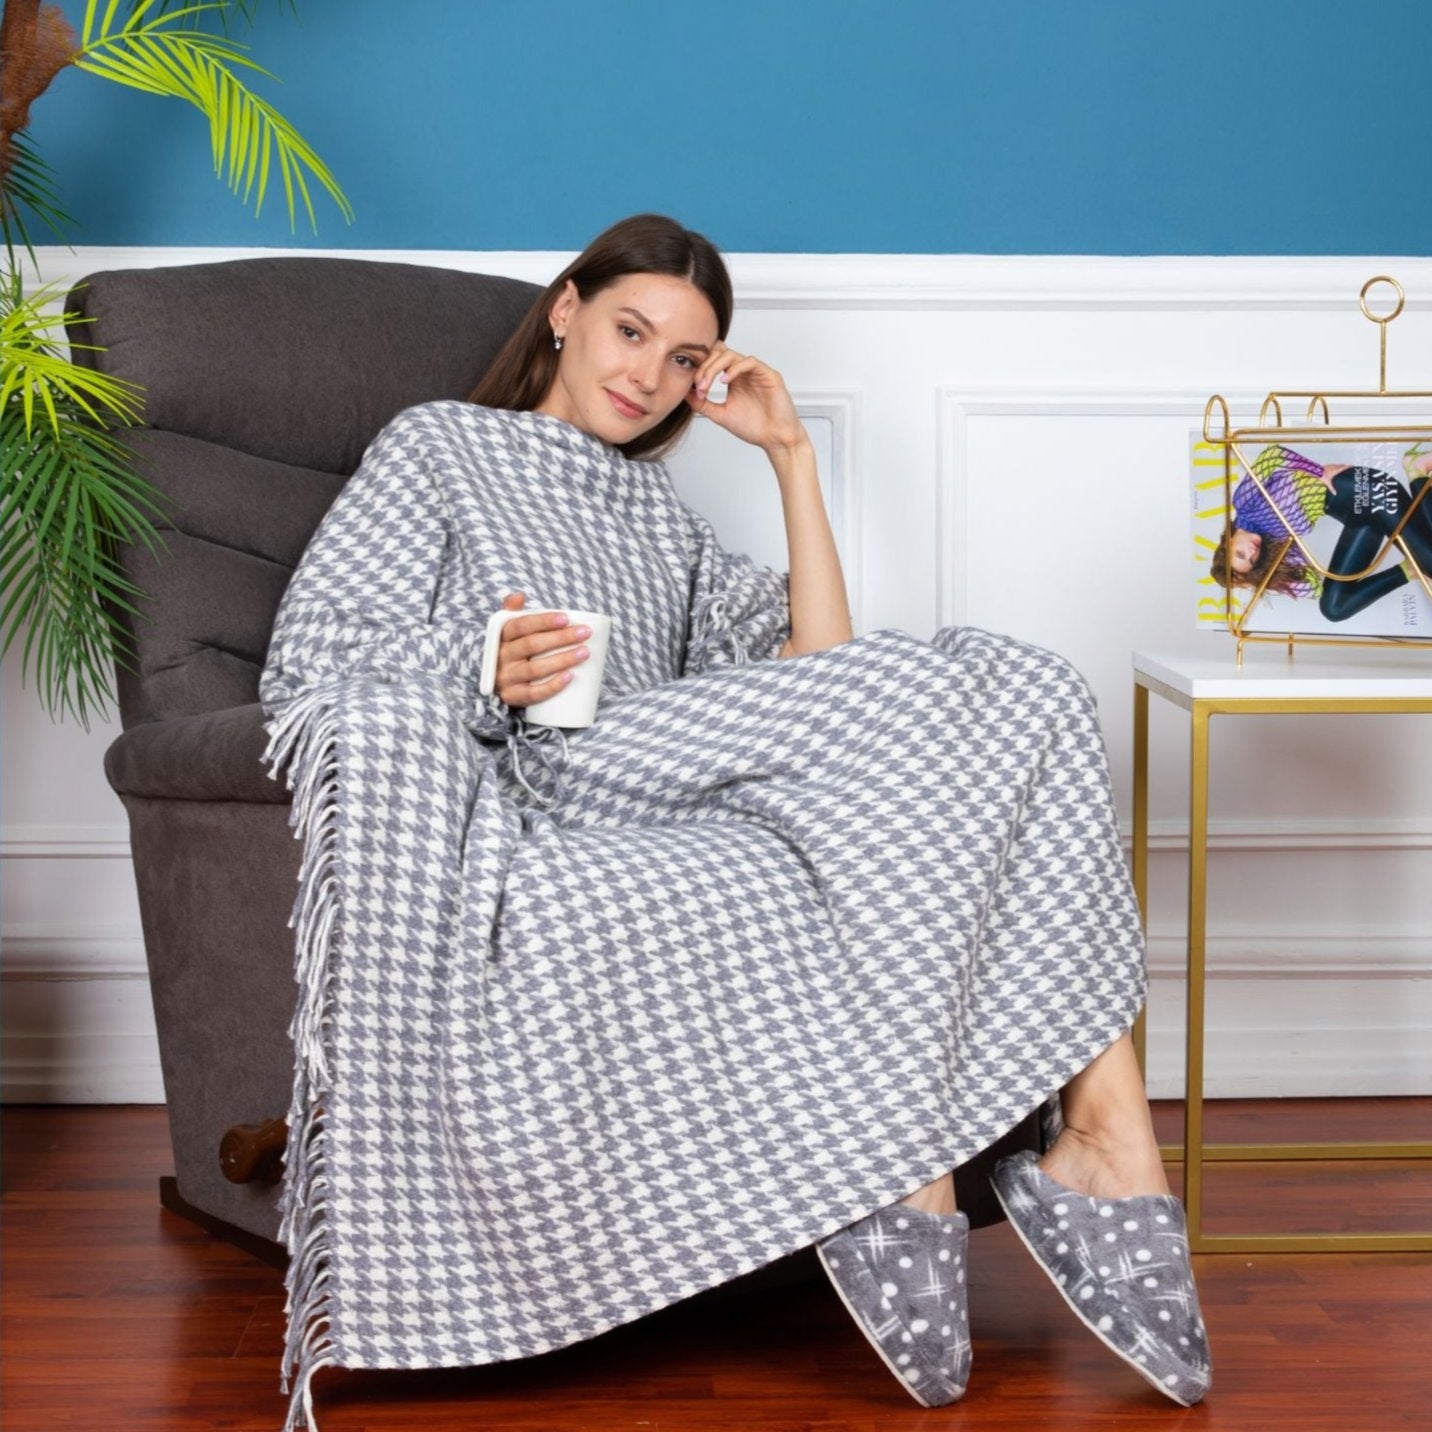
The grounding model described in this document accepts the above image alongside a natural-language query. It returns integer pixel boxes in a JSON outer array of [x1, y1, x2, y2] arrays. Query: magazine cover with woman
[[1191, 434, 1432, 638]]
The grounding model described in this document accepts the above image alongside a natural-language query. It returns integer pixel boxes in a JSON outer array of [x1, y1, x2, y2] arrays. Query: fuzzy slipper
[[990, 1150, 1212, 1405], [814, 1201, 972, 1407]]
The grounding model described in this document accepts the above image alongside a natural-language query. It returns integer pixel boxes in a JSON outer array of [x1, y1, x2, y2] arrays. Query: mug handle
[[479, 607, 552, 698]]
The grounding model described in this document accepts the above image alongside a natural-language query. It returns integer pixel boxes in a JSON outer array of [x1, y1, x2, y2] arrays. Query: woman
[[1211, 442, 1432, 621], [259, 213, 1210, 1432]]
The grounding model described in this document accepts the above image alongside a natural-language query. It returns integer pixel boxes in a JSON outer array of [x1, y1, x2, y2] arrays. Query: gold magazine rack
[[1199, 276, 1432, 661]]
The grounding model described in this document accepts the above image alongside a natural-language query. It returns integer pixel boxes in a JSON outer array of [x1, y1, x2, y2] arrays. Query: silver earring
[[553, 334, 564, 350]]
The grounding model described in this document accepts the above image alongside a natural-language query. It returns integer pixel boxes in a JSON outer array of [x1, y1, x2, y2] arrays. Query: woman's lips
[[606, 390, 646, 418]]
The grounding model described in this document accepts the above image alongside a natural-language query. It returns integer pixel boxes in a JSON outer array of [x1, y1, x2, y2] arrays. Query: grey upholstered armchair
[[70, 255, 1035, 1268], [69, 256, 540, 1257]]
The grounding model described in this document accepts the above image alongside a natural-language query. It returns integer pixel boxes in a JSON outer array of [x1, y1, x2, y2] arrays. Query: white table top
[[1133, 645, 1432, 700]]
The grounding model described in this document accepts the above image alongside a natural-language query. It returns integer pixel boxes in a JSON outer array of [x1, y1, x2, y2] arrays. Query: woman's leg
[[1319, 521, 1410, 622], [899, 1168, 957, 1213], [1404, 473, 1432, 547], [1042, 1028, 1171, 1198], [898, 1024, 1167, 1211], [988, 1025, 1212, 1407]]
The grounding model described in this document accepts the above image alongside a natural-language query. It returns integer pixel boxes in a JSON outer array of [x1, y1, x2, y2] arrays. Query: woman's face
[[535, 272, 720, 444], [1228, 529, 1262, 575]]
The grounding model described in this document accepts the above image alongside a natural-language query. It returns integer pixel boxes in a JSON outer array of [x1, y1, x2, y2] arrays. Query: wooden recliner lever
[[219, 1115, 288, 1185]]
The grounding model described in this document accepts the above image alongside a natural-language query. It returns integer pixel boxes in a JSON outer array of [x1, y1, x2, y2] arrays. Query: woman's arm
[[765, 434, 854, 657], [259, 405, 485, 712], [686, 345, 852, 659]]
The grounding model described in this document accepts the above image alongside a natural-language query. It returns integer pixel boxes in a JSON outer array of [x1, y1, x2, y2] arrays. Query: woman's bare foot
[[899, 1168, 957, 1214], [1038, 1123, 1171, 1201], [1040, 1029, 1172, 1200]]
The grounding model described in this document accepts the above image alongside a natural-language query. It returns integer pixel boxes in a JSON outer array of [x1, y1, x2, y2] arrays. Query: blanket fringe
[[505, 715, 570, 807], [260, 687, 345, 1432], [469, 695, 571, 808], [688, 593, 750, 670]]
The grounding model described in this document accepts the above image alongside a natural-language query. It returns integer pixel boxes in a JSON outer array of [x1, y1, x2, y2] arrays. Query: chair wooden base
[[158, 1175, 289, 1270]]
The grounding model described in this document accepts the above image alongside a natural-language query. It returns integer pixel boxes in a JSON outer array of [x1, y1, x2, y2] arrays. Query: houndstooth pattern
[[258, 401, 1147, 1427]]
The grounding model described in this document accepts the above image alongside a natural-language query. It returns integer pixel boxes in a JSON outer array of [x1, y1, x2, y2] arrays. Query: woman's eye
[[617, 325, 696, 370]]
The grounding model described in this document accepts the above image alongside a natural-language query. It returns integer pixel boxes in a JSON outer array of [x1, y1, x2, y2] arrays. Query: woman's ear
[[549, 279, 578, 336]]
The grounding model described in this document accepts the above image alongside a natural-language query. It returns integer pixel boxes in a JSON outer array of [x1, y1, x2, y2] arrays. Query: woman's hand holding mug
[[490, 592, 591, 708], [479, 592, 612, 728]]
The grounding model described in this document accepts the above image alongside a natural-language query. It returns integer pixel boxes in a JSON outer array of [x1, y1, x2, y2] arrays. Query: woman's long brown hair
[[468, 212, 733, 462], [1209, 530, 1312, 596]]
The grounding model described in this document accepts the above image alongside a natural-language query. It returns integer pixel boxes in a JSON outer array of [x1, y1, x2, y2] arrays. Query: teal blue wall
[[34, 0, 1432, 253]]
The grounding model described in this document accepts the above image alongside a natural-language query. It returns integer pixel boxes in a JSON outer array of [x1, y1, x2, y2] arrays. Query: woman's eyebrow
[[618, 307, 712, 356]]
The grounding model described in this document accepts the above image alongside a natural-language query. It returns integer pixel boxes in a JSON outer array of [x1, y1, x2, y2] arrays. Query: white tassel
[[689, 593, 746, 669], [259, 687, 344, 1432], [505, 717, 570, 807]]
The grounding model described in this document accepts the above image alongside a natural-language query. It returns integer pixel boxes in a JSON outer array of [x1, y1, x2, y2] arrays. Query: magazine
[[1191, 433, 1432, 639]]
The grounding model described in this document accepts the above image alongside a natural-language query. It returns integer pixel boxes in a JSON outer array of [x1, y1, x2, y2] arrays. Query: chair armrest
[[103, 703, 289, 804]]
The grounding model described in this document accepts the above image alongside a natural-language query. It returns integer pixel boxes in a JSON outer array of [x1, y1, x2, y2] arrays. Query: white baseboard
[[1144, 1026, 1431, 1100], [1143, 982, 1432, 1100], [5, 983, 1424, 1103], [2, 1040, 165, 1104], [4, 954, 1427, 1105], [2, 931, 148, 979]]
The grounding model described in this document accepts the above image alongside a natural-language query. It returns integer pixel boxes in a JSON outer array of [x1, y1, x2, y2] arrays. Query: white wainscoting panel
[[5, 247, 1430, 1103]]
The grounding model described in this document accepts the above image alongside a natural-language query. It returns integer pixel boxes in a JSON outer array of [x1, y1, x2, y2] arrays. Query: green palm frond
[[1, 276, 146, 436], [0, 394, 173, 729], [2, 0, 345, 726], [1, 398, 151, 721], [1, 133, 77, 271], [75, 0, 353, 231], [133, 0, 297, 27], [2, 274, 171, 728]]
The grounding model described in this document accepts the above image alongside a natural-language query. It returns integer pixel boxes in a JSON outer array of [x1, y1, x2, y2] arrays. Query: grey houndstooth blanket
[[258, 400, 1147, 1430]]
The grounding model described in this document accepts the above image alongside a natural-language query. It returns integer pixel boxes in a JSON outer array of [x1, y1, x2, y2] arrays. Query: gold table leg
[[1131, 682, 1149, 1078], [1136, 678, 1432, 1254], [1184, 703, 1211, 1250]]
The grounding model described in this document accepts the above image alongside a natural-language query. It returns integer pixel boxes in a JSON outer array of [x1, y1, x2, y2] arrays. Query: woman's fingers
[[500, 655, 576, 706], [495, 610, 590, 707], [696, 350, 779, 401], [687, 344, 803, 451], [505, 666, 574, 706], [693, 342, 741, 395]]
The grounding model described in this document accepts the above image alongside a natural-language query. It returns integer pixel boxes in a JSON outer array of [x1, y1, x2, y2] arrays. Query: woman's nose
[[632, 353, 662, 391]]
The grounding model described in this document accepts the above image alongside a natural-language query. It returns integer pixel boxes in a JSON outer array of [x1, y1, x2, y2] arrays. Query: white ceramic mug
[[478, 606, 612, 728]]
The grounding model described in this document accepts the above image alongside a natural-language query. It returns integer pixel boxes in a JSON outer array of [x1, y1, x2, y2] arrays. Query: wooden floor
[[3, 1101, 1430, 1431]]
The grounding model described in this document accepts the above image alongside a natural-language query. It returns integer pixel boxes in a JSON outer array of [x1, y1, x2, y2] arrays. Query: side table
[[1131, 647, 1432, 1253]]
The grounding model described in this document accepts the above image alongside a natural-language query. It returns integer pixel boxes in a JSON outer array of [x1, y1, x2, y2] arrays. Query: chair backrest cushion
[[65, 256, 543, 726]]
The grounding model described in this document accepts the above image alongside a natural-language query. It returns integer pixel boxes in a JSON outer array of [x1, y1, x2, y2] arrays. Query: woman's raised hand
[[686, 341, 809, 455], [493, 592, 592, 708]]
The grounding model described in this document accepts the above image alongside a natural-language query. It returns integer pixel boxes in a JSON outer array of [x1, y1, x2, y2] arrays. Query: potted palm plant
[[1, 0, 351, 727]]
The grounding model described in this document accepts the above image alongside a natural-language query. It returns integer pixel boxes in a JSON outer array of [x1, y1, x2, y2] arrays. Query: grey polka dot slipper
[[814, 1202, 972, 1407], [990, 1149, 1212, 1406]]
